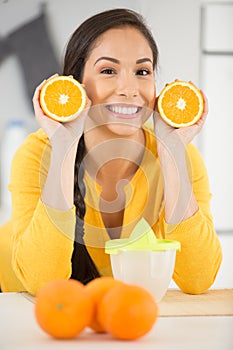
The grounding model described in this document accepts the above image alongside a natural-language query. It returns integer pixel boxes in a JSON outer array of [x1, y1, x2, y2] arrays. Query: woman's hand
[[153, 82, 208, 151], [153, 81, 208, 223], [32, 74, 91, 150], [33, 75, 92, 210]]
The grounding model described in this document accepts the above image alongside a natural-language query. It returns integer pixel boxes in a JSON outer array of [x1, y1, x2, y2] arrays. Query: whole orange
[[97, 284, 159, 340], [85, 276, 124, 333], [34, 279, 94, 339]]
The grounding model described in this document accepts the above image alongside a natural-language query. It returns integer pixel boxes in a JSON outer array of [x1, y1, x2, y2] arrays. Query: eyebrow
[[94, 56, 153, 65], [136, 58, 153, 64]]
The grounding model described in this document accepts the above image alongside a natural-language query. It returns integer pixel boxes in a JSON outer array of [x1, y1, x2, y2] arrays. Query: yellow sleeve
[[161, 144, 222, 294], [9, 130, 76, 295]]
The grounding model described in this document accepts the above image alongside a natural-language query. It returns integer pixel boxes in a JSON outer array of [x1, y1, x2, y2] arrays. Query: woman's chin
[[104, 121, 142, 137]]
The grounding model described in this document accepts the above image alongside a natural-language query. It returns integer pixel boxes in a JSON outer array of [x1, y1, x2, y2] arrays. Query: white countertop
[[0, 292, 232, 350]]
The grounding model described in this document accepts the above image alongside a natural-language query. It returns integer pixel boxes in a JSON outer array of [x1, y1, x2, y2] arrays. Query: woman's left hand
[[153, 82, 208, 223]]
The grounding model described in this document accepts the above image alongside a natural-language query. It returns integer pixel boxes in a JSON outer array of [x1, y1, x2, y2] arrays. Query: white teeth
[[108, 106, 139, 114]]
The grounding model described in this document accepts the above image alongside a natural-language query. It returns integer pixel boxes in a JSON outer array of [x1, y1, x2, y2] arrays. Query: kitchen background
[[0, 0, 232, 289]]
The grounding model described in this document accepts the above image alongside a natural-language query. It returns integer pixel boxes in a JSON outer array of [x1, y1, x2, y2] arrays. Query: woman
[[0, 8, 222, 295]]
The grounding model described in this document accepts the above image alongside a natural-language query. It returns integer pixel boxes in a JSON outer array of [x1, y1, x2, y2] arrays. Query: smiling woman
[[0, 8, 222, 295]]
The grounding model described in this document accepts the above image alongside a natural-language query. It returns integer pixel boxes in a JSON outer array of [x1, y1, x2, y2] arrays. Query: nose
[[116, 73, 138, 98]]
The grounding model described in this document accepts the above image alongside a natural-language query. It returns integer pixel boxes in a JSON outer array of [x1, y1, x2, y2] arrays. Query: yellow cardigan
[[0, 126, 222, 295]]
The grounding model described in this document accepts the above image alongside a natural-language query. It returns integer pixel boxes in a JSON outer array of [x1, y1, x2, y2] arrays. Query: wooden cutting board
[[159, 289, 233, 317], [22, 289, 233, 317]]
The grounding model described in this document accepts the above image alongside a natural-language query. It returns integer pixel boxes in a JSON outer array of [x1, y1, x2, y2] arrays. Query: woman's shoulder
[[186, 143, 204, 162], [9, 128, 51, 190], [25, 128, 49, 146], [21, 128, 49, 149], [185, 143, 209, 181], [14, 128, 50, 161]]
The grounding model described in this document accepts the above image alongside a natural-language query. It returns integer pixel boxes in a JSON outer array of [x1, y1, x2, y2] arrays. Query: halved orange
[[40, 75, 86, 122], [157, 80, 204, 128]]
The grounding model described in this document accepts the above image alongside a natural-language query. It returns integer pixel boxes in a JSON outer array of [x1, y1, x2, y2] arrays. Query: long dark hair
[[62, 8, 159, 284]]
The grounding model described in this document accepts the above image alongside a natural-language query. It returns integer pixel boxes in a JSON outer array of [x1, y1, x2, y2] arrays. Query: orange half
[[40, 76, 86, 122], [157, 81, 204, 128]]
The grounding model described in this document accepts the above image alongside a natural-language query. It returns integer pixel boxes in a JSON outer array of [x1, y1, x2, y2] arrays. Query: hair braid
[[71, 134, 100, 284]]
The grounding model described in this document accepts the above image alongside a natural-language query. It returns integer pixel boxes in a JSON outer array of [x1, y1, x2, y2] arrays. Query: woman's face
[[82, 26, 156, 136]]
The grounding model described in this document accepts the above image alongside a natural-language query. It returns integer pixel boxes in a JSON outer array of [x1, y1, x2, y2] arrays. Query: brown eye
[[136, 69, 150, 76], [101, 69, 116, 74]]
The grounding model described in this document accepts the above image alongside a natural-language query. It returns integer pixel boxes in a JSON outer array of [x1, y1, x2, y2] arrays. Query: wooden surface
[[159, 289, 233, 317], [22, 289, 233, 317]]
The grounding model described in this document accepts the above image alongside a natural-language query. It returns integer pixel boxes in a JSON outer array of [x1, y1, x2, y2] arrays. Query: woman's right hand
[[32, 74, 91, 150]]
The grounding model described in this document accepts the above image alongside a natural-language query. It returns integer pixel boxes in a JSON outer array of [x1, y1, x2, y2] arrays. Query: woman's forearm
[[158, 141, 198, 224], [41, 142, 79, 210]]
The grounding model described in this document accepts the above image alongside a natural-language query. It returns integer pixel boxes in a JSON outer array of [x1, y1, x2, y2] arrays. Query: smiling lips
[[106, 104, 142, 119]]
